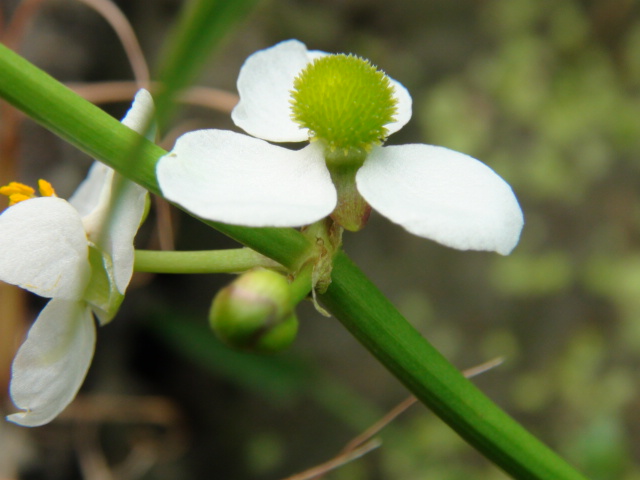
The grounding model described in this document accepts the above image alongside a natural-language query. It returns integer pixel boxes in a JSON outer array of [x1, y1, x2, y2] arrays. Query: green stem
[[0, 45, 587, 480], [134, 249, 283, 274], [321, 253, 586, 479]]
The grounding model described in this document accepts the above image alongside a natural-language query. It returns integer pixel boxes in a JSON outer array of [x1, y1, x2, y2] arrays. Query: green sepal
[[83, 245, 124, 325]]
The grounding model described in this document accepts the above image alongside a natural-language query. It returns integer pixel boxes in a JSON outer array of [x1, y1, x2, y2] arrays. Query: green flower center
[[290, 54, 398, 153]]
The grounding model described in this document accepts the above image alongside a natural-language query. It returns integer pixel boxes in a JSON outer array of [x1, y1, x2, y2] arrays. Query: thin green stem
[[134, 249, 283, 274]]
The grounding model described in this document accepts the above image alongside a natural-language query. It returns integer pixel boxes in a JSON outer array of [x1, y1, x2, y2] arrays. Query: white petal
[[69, 90, 154, 216], [68, 161, 114, 218], [231, 39, 324, 143], [0, 197, 90, 299], [232, 40, 411, 143], [100, 90, 153, 292], [101, 174, 147, 293], [387, 78, 412, 136], [357, 145, 524, 255], [69, 164, 145, 293], [157, 130, 337, 227], [70, 90, 153, 293], [121, 88, 157, 140], [7, 299, 96, 427]]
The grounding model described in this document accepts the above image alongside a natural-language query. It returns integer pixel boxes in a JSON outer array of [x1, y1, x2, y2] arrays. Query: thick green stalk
[[0, 45, 587, 479]]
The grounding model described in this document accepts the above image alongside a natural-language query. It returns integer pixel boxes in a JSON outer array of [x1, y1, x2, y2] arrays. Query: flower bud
[[209, 269, 298, 353]]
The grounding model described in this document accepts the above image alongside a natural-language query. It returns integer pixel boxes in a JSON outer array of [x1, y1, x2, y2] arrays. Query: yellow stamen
[[1, 179, 57, 206], [38, 179, 57, 197], [0, 182, 35, 198], [7, 193, 31, 206]]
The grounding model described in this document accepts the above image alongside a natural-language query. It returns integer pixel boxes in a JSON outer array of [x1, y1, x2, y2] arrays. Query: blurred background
[[1, 0, 640, 478]]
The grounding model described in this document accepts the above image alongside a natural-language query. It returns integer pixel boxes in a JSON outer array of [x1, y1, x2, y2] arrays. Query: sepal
[[83, 246, 124, 325]]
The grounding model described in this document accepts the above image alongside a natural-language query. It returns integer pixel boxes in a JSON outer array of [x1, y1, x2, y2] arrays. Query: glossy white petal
[[231, 39, 325, 143], [102, 174, 147, 293], [93, 88, 153, 293], [357, 145, 524, 255], [121, 88, 156, 139], [70, 91, 153, 293], [157, 130, 337, 227], [68, 161, 114, 219], [0, 197, 90, 299], [232, 40, 412, 143], [7, 299, 96, 427], [73, 163, 146, 294], [68, 89, 154, 217], [70, 162, 139, 294], [387, 78, 412, 136], [69, 162, 147, 293]]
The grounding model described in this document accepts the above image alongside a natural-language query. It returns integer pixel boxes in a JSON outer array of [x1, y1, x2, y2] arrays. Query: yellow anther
[[0, 182, 35, 198], [38, 179, 57, 198], [7, 194, 31, 206], [1, 179, 57, 206]]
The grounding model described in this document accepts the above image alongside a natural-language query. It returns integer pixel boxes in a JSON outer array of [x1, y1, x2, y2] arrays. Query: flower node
[[290, 54, 398, 153]]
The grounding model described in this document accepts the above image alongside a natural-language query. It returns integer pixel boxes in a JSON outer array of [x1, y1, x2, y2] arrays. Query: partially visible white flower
[[0, 89, 154, 426], [157, 40, 523, 255]]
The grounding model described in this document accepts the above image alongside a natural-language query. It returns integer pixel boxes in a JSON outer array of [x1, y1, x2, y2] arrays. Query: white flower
[[157, 40, 523, 255], [0, 89, 154, 426]]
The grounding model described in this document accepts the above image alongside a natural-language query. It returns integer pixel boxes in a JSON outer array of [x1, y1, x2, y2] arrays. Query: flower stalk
[[324, 148, 371, 231], [134, 248, 283, 274]]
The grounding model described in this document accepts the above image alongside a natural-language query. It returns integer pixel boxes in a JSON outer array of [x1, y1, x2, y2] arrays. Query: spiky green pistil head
[[290, 54, 398, 154]]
